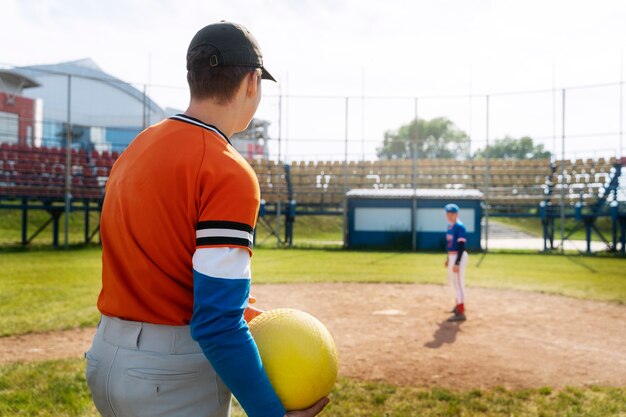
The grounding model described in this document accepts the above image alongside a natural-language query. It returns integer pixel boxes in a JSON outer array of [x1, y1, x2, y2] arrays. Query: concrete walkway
[[485, 221, 608, 252], [483, 237, 608, 252]]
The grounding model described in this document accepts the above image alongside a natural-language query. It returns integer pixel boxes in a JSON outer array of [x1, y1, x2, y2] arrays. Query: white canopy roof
[[346, 188, 484, 200]]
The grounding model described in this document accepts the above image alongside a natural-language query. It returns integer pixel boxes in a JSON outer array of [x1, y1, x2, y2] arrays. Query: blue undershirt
[[190, 269, 286, 417]]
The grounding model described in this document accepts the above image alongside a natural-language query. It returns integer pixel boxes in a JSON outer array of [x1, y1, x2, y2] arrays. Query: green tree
[[474, 136, 550, 159], [377, 117, 468, 160]]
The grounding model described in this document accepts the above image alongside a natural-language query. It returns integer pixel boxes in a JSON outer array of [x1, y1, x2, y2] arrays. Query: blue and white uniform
[[446, 221, 467, 252], [446, 221, 468, 307]]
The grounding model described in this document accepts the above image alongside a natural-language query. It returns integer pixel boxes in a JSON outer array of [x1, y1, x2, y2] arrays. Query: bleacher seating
[[254, 157, 621, 211], [0, 143, 103, 200], [1, 142, 622, 212]]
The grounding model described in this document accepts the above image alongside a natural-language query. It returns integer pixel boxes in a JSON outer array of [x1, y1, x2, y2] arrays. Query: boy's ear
[[246, 71, 259, 97]]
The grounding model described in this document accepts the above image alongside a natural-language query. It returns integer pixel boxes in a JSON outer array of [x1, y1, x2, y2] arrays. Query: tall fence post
[[484, 95, 490, 253], [64, 74, 72, 248], [342, 97, 349, 247], [619, 53, 624, 158], [411, 97, 418, 252], [276, 93, 283, 248], [560, 88, 566, 254], [361, 69, 366, 161], [21, 197, 28, 245], [142, 83, 148, 130], [284, 92, 289, 162], [467, 89, 473, 159], [552, 65, 557, 164]]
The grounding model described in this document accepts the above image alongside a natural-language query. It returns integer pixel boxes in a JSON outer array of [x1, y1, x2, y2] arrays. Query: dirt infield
[[1, 283, 625, 389]]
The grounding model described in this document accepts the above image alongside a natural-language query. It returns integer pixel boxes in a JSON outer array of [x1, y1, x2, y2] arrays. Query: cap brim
[[261, 67, 276, 82]]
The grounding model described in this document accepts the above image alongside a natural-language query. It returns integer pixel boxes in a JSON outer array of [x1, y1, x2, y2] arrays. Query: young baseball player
[[85, 22, 328, 417], [444, 203, 468, 322]]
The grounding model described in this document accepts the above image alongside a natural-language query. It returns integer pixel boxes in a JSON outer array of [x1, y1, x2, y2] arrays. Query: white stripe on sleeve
[[196, 228, 254, 243], [193, 247, 251, 280]]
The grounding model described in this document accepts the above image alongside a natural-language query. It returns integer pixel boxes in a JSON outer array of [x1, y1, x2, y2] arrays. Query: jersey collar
[[169, 114, 232, 145]]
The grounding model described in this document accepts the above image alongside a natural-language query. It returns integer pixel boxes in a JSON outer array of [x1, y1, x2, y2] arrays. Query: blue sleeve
[[190, 269, 286, 417]]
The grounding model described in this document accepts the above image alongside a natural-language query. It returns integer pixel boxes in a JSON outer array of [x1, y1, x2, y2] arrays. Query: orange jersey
[[97, 115, 260, 325]]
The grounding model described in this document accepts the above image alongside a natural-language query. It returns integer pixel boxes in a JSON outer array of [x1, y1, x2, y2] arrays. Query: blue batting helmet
[[444, 203, 459, 213]]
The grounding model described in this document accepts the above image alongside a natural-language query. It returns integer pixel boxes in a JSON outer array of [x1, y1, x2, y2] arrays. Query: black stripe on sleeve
[[196, 236, 253, 249], [196, 221, 254, 233]]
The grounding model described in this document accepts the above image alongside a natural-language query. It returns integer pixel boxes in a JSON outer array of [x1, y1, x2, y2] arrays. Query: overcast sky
[[2, 0, 625, 160]]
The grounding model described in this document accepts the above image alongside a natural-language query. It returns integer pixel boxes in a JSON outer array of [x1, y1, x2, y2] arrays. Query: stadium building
[[13, 59, 166, 152], [0, 69, 41, 146], [8, 59, 270, 158], [3, 60, 621, 252]]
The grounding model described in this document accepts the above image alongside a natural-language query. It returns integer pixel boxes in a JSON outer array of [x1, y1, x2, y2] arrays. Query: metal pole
[[276, 93, 283, 248], [342, 97, 349, 247], [468, 65, 473, 159], [64, 74, 72, 248], [344, 97, 349, 185], [278, 92, 282, 163], [147, 53, 152, 127], [84, 202, 90, 243], [411, 98, 418, 252], [619, 51, 624, 158], [21, 197, 27, 245], [142, 84, 147, 130], [560, 89, 566, 254], [361, 68, 365, 161], [484, 95, 490, 253], [284, 86, 289, 162], [552, 64, 557, 163]]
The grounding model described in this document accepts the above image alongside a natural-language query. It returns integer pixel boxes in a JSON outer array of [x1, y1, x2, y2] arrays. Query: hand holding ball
[[248, 308, 338, 411]]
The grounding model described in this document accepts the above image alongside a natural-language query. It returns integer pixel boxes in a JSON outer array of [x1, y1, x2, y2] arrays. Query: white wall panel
[[354, 207, 411, 232], [416, 208, 475, 233]]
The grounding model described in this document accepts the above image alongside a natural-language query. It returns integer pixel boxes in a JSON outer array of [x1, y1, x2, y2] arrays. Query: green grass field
[[1, 212, 625, 416], [0, 208, 615, 251], [1, 246, 625, 337], [491, 216, 615, 242], [257, 213, 616, 246], [1, 359, 625, 417], [255, 214, 344, 247], [0, 208, 101, 247], [0, 209, 342, 248]]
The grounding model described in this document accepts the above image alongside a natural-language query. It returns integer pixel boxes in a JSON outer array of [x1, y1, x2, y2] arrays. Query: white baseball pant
[[86, 315, 231, 417], [447, 252, 468, 305]]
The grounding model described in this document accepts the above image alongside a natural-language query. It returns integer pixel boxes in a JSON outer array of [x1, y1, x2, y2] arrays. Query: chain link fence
[[1, 62, 624, 249]]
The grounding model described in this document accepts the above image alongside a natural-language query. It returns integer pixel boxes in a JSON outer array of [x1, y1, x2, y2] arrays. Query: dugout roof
[[346, 188, 484, 200]]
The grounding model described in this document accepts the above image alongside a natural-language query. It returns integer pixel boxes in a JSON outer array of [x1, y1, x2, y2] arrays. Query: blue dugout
[[345, 189, 484, 251]]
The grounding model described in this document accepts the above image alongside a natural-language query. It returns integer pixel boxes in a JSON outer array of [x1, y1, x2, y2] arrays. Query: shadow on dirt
[[424, 319, 463, 349]]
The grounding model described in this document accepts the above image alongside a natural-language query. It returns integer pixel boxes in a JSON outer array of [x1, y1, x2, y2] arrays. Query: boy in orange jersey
[[86, 22, 328, 417]]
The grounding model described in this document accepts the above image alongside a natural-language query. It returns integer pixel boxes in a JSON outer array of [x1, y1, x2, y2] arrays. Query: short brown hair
[[187, 66, 257, 104]]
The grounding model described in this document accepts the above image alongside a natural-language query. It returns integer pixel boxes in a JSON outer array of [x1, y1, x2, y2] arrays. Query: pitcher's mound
[[1, 283, 625, 389]]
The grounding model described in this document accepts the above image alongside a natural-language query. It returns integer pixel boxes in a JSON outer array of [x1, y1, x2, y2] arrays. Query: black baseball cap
[[186, 21, 276, 82]]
